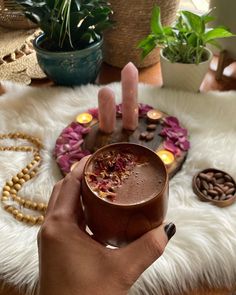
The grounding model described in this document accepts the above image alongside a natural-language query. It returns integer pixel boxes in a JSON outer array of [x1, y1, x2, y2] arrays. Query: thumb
[[119, 223, 176, 281]]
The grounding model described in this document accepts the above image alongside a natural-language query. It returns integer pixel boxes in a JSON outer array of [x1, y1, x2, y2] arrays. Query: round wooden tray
[[83, 116, 187, 179], [54, 105, 190, 178]]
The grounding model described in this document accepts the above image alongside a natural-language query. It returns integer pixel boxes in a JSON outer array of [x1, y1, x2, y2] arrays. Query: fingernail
[[164, 223, 176, 240]]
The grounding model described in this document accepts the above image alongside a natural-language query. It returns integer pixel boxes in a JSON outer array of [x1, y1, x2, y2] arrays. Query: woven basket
[[103, 0, 180, 68], [0, 0, 37, 29]]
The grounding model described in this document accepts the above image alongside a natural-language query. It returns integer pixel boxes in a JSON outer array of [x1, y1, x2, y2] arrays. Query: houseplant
[[138, 5, 234, 91], [16, 0, 113, 86]]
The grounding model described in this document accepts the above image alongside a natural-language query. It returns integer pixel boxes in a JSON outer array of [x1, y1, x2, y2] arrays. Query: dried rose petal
[[163, 116, 180, 127]]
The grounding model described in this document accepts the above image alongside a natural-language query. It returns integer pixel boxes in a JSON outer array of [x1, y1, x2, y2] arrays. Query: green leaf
[[181, 10, 204, 34], [203, 28, 234, 42], [151, 5, 163, 35], [138, 35, 157, 59]]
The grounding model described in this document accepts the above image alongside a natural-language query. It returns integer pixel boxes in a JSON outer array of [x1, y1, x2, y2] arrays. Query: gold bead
[[17, 172, 24, 178], [6, 181, 13, 187], [23, 174, 31, 181], [18, 178, 25, 185], [37, 215, 45, 224], [26, 147, 33, 152], [14, 183, 21, 191], [30, 171, 36, 178], [10, 189, 17, 195], [3, 185, 11, 192], [12, 176, 19, 183], [29, 216, 37, 225], [19, 198, 25, 206], [22, 168, 29, 174], [27, 164, 33, 169], [11, 194, 17, 201], [1, 196, 9, 202], [24, 200, 32, 209], [37, 202, 46, 211], [22, 214, 31, 223], [5, 205, 14, 213], [12, 209, 19, 216], [3, 191, 10, 197], [21, 146, 27, 152], [31, 202, 38, 210], [35, 155, 41, 161], [15, 196, 22, 203], [16, 213, 23, 221], [31, 160, 37, 166]]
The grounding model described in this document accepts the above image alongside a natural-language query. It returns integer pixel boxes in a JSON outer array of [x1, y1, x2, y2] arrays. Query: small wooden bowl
[[192, 168, 236, 207]]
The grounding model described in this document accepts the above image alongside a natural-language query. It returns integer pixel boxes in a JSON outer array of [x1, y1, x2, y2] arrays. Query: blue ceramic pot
[[33, 34, 103, 86]]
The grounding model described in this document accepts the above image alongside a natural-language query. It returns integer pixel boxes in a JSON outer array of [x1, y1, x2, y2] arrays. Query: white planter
[[209, 0, 236, 59], [160, 48, 213, 92]]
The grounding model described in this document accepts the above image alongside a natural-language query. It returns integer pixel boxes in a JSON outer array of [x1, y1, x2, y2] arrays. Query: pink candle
[[121, 62, 139, 131], [98, 86, 116, 134]]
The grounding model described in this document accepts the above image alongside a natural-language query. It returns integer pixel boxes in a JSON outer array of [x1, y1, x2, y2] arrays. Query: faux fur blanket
[[0, 81, 236, 295]]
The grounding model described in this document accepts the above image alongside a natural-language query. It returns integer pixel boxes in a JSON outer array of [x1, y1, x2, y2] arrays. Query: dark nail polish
[[164, 223, 176, 240]]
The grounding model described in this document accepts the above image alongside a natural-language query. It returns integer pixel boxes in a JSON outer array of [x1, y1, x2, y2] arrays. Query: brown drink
[[82, 143, 168, 247]]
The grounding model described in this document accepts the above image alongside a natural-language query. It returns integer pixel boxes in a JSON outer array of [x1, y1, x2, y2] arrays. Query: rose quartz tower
[[121, 62, 139, 130], [98, 86, 116, 134]]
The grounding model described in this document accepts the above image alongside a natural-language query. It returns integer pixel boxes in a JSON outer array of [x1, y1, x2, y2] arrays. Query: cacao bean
[[146, 124, 157, 131], [214, 187, 224, 195], [196, 177, 201, 188], [209, 183, 213, 190], [225, 188, 235, 195], [216, 178, 225, 184], [199, 173, 212, 181], [224, 182, 234, 188], [208, 189, 218, 196], [224, 175, 232, 181], [139, 132, 148, 140], [202, 190, 208, 196], [215, 172, 223, 179], [145, 132, 154, 141], [202, 180, 209, 190], [222, 186, 229, 193]]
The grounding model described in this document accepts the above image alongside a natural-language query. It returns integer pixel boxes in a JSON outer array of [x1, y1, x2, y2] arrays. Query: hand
[[38, 156, 176, 295]]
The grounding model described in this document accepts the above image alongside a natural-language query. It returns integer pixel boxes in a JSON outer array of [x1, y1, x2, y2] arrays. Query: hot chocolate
[[81, 143, 168, 246], [85, 147, 165, 205]]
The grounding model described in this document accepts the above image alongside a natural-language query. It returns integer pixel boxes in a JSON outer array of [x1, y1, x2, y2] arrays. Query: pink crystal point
[[121, 62, 139, 131], [98, 86, 116, 134]]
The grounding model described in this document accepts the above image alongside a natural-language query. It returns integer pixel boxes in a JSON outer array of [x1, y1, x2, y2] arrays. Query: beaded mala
[[0, 132, 47, 225]]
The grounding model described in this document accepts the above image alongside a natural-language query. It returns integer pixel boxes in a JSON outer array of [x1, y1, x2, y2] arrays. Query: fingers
[[45, 179, 63, 217], [118, 223, 176, 280], [50, 156, 90, 223]]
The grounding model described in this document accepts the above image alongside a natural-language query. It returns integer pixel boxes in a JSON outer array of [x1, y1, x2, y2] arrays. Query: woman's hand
[[38, 156, 176, 295]]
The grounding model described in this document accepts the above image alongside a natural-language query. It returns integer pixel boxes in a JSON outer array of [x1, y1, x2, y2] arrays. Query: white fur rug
[[1, 81, 236, 295]]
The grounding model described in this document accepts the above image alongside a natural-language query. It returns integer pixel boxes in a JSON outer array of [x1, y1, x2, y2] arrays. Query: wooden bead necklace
[[0, 132, 47, 225]]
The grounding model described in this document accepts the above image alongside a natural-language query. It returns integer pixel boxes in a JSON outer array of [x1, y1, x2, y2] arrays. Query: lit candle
[[121, 62, 139, 131], [147, 109, 162, 123], [156, 150, 175, 167], [76, 113, 93, 125], [98, 86, 116, 134]]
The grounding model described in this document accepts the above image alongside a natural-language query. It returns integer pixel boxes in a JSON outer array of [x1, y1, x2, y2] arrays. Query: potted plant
[[16, 0, 113, 86], [138, 5, 234, 92]]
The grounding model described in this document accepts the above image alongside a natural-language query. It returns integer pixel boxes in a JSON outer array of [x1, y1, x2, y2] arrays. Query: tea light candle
[[121, 62, 139, 131], [156, 150, 175, 167], [76, 113, 93, 125], [98, 86, 116, 134], [147, 109, 162, 123]]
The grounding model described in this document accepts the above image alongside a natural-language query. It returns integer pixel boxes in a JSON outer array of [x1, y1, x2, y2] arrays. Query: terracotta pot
[[160, 47, 213, 92], [81, 143, 169, 247]]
